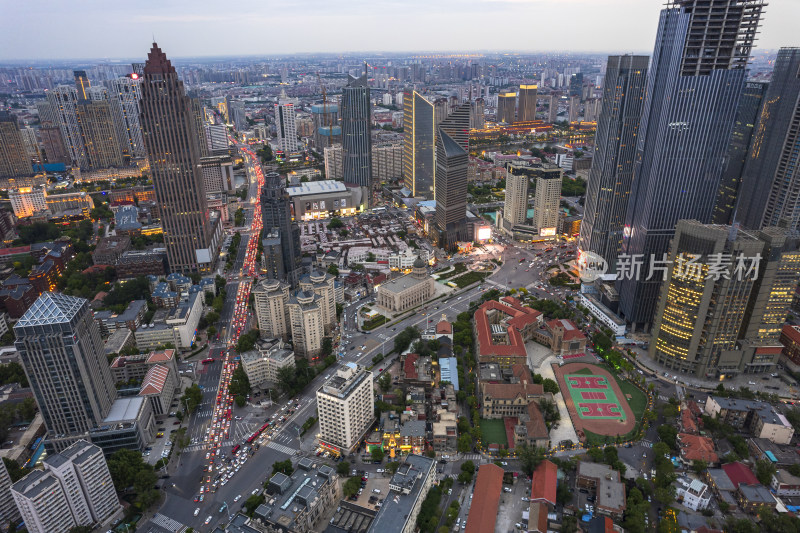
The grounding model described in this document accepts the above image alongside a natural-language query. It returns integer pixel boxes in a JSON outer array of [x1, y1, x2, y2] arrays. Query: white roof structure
[[17, 292, 85, 327], [286, 180, 347, 197]]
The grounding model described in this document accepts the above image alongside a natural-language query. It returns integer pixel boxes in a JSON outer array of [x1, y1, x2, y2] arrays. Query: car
[[503, 487, 512, 493], [252, 488, 259, 495], [194, 508, 200, 516], [500, 461, 508, 466], [205, 516, 213, 525], [372, 489, 381, 494], [448, 489, 452, 495]]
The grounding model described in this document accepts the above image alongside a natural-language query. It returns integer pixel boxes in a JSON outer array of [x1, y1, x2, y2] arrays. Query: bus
[[202, 358, 215, 364], [231, 444, 240, 455]]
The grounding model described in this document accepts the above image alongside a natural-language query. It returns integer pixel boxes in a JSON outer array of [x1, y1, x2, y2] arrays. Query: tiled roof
[[139, 364, 169, 396], [545, 319, 586, 341], [483, 381, 543, 401], [146, 349, 175, 364], [464, 464, 504, 533], [531, 460, 557, 506], [404, 354, 419, 380], [678, 434, 718, 463], [436, 320, 452, 334], [721, 461, 759, 488]]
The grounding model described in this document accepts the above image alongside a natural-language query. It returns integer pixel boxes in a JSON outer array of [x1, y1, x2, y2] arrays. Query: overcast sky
[[2, 0, 797, 61]]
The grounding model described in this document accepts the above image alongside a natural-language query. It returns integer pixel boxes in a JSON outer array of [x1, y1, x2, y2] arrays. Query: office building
[[324, 144, 343, 181], [106, 74, 145, 160], [275, 102, 298, 153], [713, 81, 768, 224], [497, 91, 516, 124], [317, 363, 374, 453], [287, 290, 326, 362], [260, 227, 285, 280], [139, 43, 216, 274], [9, 185, 48, 218], [650, 220, 800, 378], [200, 154, 234, 193], [299, 270, 337, 333], [533, 173, 562, 236], [204, 123, 229, 155], [737, 48, 800, 231], [568, 95, 580, 123], [227, 98, 247, 132], [341, 73, 372, 189], [0, 457, 19, 527], [433, 130, 469, 250], [14, 293, 116, 452], [583, 97, 601, 123], [503, 170, 529, 232], [403, 91, 435, 198], [518, 85, 538, 122], [286, 179, 361, 220], [311, 103, 341, 150], [547, 93, 559, 123], [47, 85, 86, 168], [578, 55, 649, 271], [470, 98, 485, 130], [73, 73, 124, 169], [376, 257, 435, 313], [261, 171, 302, 286], [618, 0, 766, 329], [253, 278, 291, 340], [368, 455, 436, 533], [0, 112, 32, 178]]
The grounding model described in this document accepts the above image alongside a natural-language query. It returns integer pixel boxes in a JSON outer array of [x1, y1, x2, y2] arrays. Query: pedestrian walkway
[[461, 454, 482, 461], [150, 513, 184, 532], [266, 441, 296, 456]]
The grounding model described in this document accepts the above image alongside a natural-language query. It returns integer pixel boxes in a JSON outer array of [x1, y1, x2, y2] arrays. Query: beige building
[[376, 257, 434, 313], [317, 363, 374, 453], [11, 470, 76, 533], [299, 270, 337, 332], [0, 112, 33, 178], [503, 171, 529, 232], [253, 279, 291, 340], [0, 458, 20, 527], [533, 172, 562, 236], [288, 290, 326, 362], [240, 341, 295, 388], [9, 186, 48, 218], [137, 364, 176, 416], [46, 191, 94, 215]]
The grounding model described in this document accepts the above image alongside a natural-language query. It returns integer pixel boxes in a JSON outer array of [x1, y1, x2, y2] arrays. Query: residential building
[[771, 469, 800, 497], [311, 103, 340, 150], [73, 76, 124, 170], [576, 462, 626, 519], [780, 325, 800, 366], [9, 186, 47, 218], [299, 270, 336, 333], [92, 235, 131, 265], [200, 154, 235, 193], [0, 112, 32, 178], [568, 95, 580, 123], [432, 412, 458, 452], [108, 349, 179, 388], [139, 43, 217, 274], [533, 172, 561, 236], [11, 470, 77, 533], [650, 221, 800, 378], [324, 144, 343, 181], [316, 363, 374, 454], [375, 257, 434, 313], [578, 55, 649, 271], [0, 457, 19, 527], [618, 0, 766, 329], [88, 396, 155, 454], [372, 142, 403, 183], [46, 84, 86, 168], [518, 85, 538, 123], [240, 340, 295, 389], [503, 170, 529, 233], [464, 464, 504, 533], [368, 455, 435, 533], [274, 102, 298, 153], [705, 396, 794, 444], [252, 278, 291, 340], [14, 293, 116, 452], [261, 171, 302, 286], [737, 48, 800, 232], [675, 478, 711, 511], [497, 91, 516, 124], [106, 75, 145, 159], [341, 73, 372, 189], [403, 91, 435, 199], [287, 290, 325, 362], [677, 434, 718, 464], [736, 483, 776, 514], [547, 93, 559, 123]]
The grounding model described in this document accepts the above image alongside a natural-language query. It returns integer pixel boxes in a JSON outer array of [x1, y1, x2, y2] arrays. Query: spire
[[144, 42, 175, 75]]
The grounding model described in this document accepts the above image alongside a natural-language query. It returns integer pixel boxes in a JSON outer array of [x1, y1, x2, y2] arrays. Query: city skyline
[[2, 0, 798, 61]]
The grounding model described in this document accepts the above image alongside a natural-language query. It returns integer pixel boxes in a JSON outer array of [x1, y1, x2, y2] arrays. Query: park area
[[480, 418, 508, 449], [553, 362, 647, 446]]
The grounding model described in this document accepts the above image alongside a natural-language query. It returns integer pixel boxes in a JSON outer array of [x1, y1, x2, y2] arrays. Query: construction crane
[[316, 71, 335, 134]]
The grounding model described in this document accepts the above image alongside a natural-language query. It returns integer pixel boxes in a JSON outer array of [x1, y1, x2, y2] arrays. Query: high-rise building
[[503, 170, 529, 232], [533, 173, 562, 236], [496, 91, 516, 124], [402, 91, 435, 199], [0, 112, 33, 178], [0, 457, 20, 528], [579, 55, 649, 271], [227, 99, 247, 132], [341, 73, 372, 189], [438, 102, 470, 151], [12, 440, 120, 533], [9, 186, 48, 218], [47, 85, 86, 168], [583, 97, 601, 123], [316, 363, 374, 453], [470, 98, 485, 130], [260, 227, 285, 280], [253, 278, 291, 340], [324, 144, 344, 181], [106, 74, 145, 160], [712, 80, 768, 225], [204, 123, 229, 156], [73, 73, 124, 170], [569, 73, 584, 98], [274, 102, 298, 153], [518, 85, 538, 122], [737, 48, 800, 231], [372, 142, 403, 183], [618, 0, 765, 329], [547, 93, 559, 123], [299, 270, 337, 333], [568, 96, 580, 123], [649, 220, 800, 378], [311, 103, 341, 150], [433, 130, 469, 251], [190, 98, 211, 159], [14, 293, 116, 452], [200, 155, 235, 194], [287, 290, 326, 362], [261, 171, 302, 286], [139, 43, 216, 274]]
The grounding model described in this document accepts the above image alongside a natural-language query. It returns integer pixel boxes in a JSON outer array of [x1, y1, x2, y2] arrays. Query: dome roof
[[413, 256, 426, 269]]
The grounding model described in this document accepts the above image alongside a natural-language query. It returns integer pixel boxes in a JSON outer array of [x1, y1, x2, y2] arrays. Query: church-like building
[[375, 256, 435, 313]]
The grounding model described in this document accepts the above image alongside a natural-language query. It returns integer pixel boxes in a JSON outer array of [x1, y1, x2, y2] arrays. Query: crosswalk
[[151, 513, 185, 532], [266, 441, 297, 456], [461, 454, 482, 461]]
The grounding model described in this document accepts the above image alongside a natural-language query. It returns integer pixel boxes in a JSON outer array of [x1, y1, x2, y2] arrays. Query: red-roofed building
[[722, 461, 759, 488], [464, 464, 504, 533], [531, 459, 558, 507], [681, 409, 698, 435], [474, 298, 542, 367], [780, 325, 800, 365], [678, 433, 718, 464], [543, 319, 587, 356], [0, 245, 31, 265], [401, 353, 436, 389], [528, 501, 549, 533], [138, 364, 175, 416], [436, 318, 452, 337]]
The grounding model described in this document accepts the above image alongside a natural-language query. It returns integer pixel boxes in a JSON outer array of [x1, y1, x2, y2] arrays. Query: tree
[[343, 476, 361, 498], [272, 459, 294, 477], [541, 378, 560, 395], [457, 434, 473, 454], [322, 337, 333, 357], [691, 459, 708, 476], [378, 373, 392, 392], [183, 384, 203, 413], [68, 526, 94, 533], [754, 458, 777, 485], [328, 218, 344, 229], [2, 458, 25, 482], [371, 448, 384, 463], [337, 461, 351, 476], [603, 446, 618, 465], [327, 264, 339, 277], [243, 494, 266, 517], [339, 229, 349, 238], [556, 482, 572, 505], [517, 443, 546, 477]]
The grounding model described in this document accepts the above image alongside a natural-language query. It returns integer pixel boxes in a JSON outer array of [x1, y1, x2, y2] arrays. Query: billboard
[[539, 227, 557, 237], [477, 226, 492, 241]]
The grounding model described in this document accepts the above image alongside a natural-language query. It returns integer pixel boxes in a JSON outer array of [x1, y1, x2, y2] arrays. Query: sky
[[2, 0, 798, 61]]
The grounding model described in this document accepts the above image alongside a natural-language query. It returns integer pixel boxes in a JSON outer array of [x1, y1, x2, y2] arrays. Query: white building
[[299, 270, 337, 333], [12, 440, 120, 533], [288, 290, 326, 361], [0, 457, 20, 527], [533, 172, 562, 236], [503, 171, 529, 232], [253, 279, 291, 340], [9, 186, 48, 218], [135, 292, 203, 350], [107, 76, 145, 159], [317, 362, 374, 454], [275, 102, 298, 153], [324, 144, 343, 181], [771, 469, 800, 497], [204, 123, 229, 155], [675, 478, 711, 511], [579, 293, 626, 336], [200, 155, 235, 193], [241, 341, 295, 388]]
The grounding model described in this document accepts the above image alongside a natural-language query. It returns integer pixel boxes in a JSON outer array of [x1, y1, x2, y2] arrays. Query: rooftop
[[286, 180, 347, 197], [464, 464, 504, 533], [377, 272, 429, 294], [721, 461, 759, 489], [103, 396, 145, 423], [371, 455, 435, 532], [531, 460, 557, 506], [16, 292, 86, 328]]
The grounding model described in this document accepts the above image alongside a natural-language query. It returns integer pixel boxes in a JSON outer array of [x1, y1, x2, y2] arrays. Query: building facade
[[275, 102, 298, 153], [518, 85, 538, 123], [341, 73, 372, 189], [403, 91, 436, 199], [261, 171, 302, 286], [9, 186, 48, 218], [497, 91, 516, 124], [533, 173, 561, 236], [0, 112, 32, 178], [376, 257, 434, 313], [253, 278, 291, 340], [287, 290, 326, 362], [503, 170, 529, 232], [317, 363, 374, 454]]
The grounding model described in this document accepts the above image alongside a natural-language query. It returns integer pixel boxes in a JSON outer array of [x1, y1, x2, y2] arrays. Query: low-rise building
[[92, 236, 131, 265], [514, 401, 550, 449], [432, 412, 458, 452], [677, 433, 718, 465], [88, 396, 156, 455], [103, 328, 135, 357], [464, 463, 504, 533], [576, 462, 626, 519], [108, 349, 179, 387], [369, 455, 436, 533], [474, 297, 542, 367], [115, 249, 168, 278], [771, 469, 800, 497], [138, 364, 176, 417], [675, 477, 712, 511], [240, 341, 295, 389], [736, 483, 776, 514], [704, 396, 794, 444], [375, 257, 434, 314]]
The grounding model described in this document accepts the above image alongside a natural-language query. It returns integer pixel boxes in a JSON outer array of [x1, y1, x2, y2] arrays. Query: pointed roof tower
[[144, 42, 175, 75]]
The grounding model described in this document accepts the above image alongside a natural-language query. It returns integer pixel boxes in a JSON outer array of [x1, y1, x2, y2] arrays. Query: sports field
[[564, 374, 626, 422]]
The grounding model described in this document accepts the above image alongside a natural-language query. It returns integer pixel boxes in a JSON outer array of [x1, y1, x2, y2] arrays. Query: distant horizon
[[2, 0, 797, 62]]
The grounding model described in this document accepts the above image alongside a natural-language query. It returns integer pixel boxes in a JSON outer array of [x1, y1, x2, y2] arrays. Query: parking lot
[[346, 472, 391, 512], [495, 474, 530, 533]]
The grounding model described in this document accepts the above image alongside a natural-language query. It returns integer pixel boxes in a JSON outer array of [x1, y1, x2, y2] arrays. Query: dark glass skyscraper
[[712, 80, 768, 225], [578, 55, 649, 272], [261, 171, 301, 287], [139, 43, 214, 274], [617, 0, 765, 329], [341, 73, 372, 191], [736, 48, 800, 231], [403, 91, 435, 199]]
